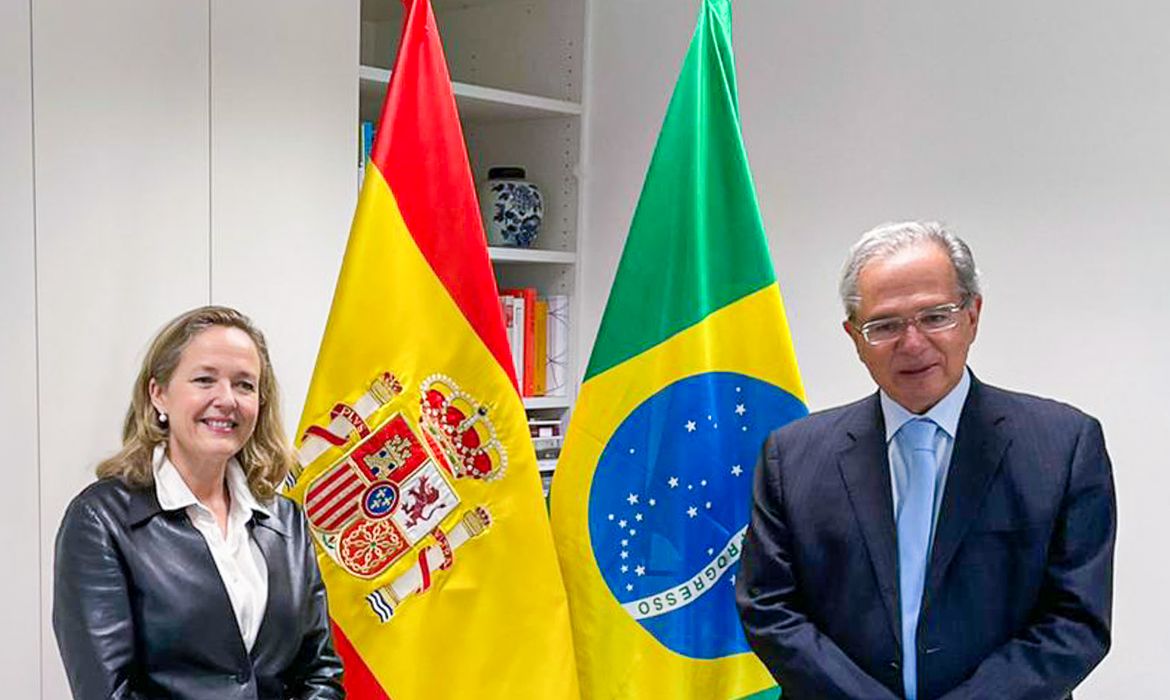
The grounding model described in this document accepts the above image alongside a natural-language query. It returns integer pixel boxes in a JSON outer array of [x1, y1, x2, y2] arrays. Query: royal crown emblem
[[295, 372, 503, 622], [419, 374, 507, 481]]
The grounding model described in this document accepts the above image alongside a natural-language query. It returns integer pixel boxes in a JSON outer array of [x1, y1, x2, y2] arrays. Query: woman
[[53, 306, 344, 699]]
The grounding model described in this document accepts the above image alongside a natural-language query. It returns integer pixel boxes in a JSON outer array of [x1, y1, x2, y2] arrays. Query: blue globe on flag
[[587, 371, 807, 659]]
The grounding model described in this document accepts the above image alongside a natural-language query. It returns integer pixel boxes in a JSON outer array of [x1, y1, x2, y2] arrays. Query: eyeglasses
[[854, 300, 970, 346]]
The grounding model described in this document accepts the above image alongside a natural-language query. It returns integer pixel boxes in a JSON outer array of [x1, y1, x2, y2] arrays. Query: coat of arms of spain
[[295, 371, 505, 623]]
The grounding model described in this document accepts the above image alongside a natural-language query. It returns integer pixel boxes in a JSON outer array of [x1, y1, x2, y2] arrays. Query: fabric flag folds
[[288, 1, 579, 697], [550, 1, 806, 698]]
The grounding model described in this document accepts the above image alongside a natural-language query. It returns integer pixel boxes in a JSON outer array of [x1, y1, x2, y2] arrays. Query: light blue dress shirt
[[881, 368, 971, 541]]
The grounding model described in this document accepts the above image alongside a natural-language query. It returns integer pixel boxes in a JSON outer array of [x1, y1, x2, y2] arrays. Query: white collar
[[880, 367, 971, 443], [152, 444, 270, 517]]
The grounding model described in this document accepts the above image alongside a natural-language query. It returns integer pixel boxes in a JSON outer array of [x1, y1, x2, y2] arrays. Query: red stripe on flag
[[313, 485, 362, 527], [318, 500, 360, 531], [308, 470, 360, 509], [368, 0, 518, 387], [331, 621, 391, 699]]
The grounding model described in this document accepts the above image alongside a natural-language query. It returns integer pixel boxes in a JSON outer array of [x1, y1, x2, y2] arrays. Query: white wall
[[10, 1, 357, 696], [32, 4, 212, 692], [582, 1, 1170, 696], [209, 0, 358, 431], [1, 0, 42, 696]]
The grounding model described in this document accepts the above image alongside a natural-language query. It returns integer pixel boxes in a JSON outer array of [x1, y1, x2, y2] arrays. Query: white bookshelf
[[489, 247, 577, 264], [360, 0, 585, 487], [523, 395, 572, 410], [359, 65, 581, 122]]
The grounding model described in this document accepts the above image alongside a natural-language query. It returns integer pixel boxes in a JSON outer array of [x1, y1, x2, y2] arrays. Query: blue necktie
[[897, 418, 939, 700]]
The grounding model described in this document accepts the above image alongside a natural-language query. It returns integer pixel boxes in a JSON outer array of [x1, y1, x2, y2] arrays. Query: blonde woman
[[53, 306, 343, 699]]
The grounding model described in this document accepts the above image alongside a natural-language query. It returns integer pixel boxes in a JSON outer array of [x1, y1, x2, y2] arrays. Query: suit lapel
[[923, 378, 1011, 604], [836, 394, 902, 646], [250, 515, 290, 659]]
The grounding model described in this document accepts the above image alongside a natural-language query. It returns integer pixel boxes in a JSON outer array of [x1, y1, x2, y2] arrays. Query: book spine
[[533, 300, 548, 396], [522, 288, 537, 396], [546, 295, 569, 396], [500, 295, 522, 383]]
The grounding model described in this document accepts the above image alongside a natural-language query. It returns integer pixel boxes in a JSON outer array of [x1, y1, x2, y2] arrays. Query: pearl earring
[[158, 410, 168, 425]]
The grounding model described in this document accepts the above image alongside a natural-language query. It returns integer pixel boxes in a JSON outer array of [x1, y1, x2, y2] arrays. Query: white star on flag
[[687, 506, 698, 518], [635, 513, 643, 522], [621, 564, 628, 573], [627, 493, 639, 505], [735, 403, 746, 416], [620, 550, 629, 559], [635, 565, 646, 577], [731, 464, 743, 477], [619, 519, 627, 528], [668, 477, 679, 488], [685, 420, 697, 432]]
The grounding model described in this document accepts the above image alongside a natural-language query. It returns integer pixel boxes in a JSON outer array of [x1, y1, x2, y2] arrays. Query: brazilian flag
[[550, 1, 807, 697]]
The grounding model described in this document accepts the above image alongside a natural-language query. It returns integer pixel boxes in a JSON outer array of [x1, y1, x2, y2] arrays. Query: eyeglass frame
[[851, 295, 974, 347]]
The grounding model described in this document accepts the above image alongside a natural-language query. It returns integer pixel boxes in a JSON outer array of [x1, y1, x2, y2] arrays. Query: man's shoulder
[[975, 381, 1100, 430], [770, 394, 876, 444]]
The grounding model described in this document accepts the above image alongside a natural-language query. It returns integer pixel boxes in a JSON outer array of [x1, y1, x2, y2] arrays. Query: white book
[[510, 293, 526, 386], [500, 296, 521, 382], [546, 295, 569, 396]]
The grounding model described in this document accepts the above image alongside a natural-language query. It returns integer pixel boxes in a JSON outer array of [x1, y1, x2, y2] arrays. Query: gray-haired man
[[737, 221, 1116, 700]]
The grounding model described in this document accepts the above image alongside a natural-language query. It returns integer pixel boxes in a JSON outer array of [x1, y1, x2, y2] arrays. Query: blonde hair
[[96, 306, 295, 500]]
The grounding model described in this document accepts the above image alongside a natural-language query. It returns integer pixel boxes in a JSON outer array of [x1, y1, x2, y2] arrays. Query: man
[[736, 221, 1115, 700]]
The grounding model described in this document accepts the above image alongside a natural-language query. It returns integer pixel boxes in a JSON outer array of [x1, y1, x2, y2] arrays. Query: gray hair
[[839, 221, 981, 320]]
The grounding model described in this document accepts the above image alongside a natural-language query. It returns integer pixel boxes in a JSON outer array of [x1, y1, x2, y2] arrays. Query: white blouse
[[153, 448, 269, 652]]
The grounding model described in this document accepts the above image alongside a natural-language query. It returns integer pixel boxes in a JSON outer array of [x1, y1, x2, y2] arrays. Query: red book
[[500, 287, 537, 395]]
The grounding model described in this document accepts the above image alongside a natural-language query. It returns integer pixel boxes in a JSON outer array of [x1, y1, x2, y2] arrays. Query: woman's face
[[149, 325, 262, 473]]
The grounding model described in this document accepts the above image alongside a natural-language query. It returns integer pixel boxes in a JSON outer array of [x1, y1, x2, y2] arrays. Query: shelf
[[363, 0, 505, 22], [523, 396, 571, 410], [360, 65, 582, 123], [489, 247, 576, 264]]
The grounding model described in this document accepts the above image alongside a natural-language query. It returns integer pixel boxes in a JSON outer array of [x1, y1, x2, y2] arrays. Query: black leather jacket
[[53, 478, 345, 699]]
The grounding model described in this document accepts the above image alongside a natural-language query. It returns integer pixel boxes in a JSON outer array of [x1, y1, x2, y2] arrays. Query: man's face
[[843, 242, 982, 414]]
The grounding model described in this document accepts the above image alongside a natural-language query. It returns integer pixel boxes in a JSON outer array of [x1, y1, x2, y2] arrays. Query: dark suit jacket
[[53, 477, 344, 700], [736, 377, 1115, 700]]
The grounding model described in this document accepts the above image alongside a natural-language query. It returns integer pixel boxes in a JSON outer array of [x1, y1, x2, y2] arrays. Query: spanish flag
[[550, 1, 806, 698], [289, 0, 579, 697]]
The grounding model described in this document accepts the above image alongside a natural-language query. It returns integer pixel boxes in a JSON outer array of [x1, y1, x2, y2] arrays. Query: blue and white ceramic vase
[[479, 166, 543, 248]]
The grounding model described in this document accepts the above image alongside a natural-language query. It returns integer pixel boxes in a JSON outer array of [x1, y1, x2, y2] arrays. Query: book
[[528, 419, 562, 438], [546, 295, 569, 396], [358, 121, 375, 187], [500, 287, 537, 395], [533, 299, 548, 396], [500, 295, 523, 383]]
